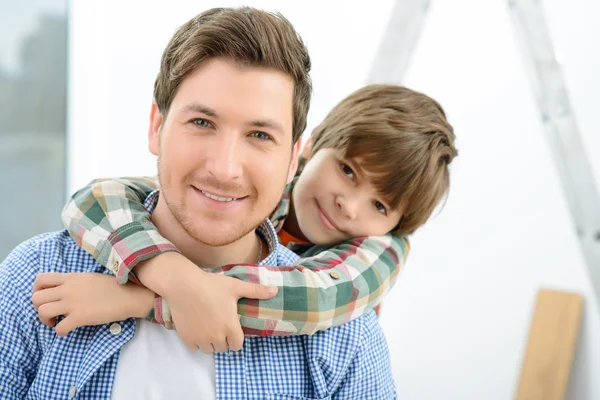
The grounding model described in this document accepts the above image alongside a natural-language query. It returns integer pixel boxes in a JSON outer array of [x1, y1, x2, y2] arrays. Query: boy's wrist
[[124, 283, 155, 319], [134, 252, 194, 297]]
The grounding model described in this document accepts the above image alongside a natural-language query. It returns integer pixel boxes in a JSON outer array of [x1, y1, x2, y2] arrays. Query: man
[[0, 7, 395, 399]]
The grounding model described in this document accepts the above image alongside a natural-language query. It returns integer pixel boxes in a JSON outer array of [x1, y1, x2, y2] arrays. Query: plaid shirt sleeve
[[61, 177, 180, 285], [62, 177, 409, 335], [234, 234, 409, 335]]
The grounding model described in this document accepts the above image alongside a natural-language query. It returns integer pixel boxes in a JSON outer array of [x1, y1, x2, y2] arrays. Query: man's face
[[292, 146, 403, 245], [149, 58, 300, 246]]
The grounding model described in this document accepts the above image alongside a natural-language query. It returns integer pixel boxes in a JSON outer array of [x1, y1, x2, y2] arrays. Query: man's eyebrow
[[181, 103, 218, 118], [248, 119, 285, 135]]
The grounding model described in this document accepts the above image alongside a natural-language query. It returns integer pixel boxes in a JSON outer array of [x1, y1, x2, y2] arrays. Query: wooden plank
[[515, 289, 584, 400]]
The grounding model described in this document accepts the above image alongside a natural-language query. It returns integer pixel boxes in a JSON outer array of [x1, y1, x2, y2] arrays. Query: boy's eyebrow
[[347, 157, 394, 210], [347, 158, 367, 180]]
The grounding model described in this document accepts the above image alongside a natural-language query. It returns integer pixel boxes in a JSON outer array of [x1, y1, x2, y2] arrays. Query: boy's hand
[[135, 252, 278, 354], [32, 272, 154, 336]]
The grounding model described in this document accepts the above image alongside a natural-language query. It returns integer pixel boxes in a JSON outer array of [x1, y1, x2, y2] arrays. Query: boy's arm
[[62, 176, 179, 284], [219, 234, 408, 335], [63, 177, 409, 335]]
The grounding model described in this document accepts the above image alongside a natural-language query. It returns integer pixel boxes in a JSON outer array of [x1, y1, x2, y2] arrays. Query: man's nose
[[206, 134, 243, 181]]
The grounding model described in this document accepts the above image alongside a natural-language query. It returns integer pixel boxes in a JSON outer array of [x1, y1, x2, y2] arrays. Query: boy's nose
[[335, 195, 358, 220]]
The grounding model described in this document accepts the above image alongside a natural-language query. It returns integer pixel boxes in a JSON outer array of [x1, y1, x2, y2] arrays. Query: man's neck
[[151, 194, 264, 268]]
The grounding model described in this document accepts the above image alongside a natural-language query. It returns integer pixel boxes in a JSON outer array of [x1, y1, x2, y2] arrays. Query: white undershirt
[[111, 319, 216, 400]]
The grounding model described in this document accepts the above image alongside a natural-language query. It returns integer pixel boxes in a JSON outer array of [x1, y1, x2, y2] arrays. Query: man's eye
[[374, 201, 387, 215], [192, 118, 212, 128], [250, 131, 273, 141], [340, 163, 355, 179]]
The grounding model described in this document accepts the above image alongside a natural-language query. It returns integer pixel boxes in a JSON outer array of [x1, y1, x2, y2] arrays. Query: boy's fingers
[[212, 338, 228, 353], [38, 302, 67, 327], [32, 273, 67, 293], [31, 287, 62, 310], [197, 343, 214, 354], [55, 317, 78, 337], [227, 330, 244, 352], [235, 281, 278, 300]]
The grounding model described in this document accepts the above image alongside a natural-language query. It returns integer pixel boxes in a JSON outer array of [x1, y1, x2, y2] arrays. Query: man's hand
[[32, 272, 154, 336], [136, 252, 278, 354]]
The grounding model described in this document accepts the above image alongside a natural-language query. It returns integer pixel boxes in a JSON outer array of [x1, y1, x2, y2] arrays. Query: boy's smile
[[315, 199, 345, 234]]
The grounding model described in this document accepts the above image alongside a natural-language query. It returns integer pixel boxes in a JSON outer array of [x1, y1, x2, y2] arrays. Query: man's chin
[[186, 229, 246, 247], [181, 219, 258, 247]]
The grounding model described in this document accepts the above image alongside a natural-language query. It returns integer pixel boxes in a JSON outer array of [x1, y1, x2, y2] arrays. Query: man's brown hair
[[308, 84, 458, 235], [154, 7, 312, 143]]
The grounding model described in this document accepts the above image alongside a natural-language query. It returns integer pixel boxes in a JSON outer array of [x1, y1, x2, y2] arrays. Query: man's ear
[[286, 139, 303, 184], [300, 135, 313, 159], [148, 102, 163, 156]]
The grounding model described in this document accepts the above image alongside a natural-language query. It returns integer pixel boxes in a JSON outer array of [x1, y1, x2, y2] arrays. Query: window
[[0, 1, 67, 258]]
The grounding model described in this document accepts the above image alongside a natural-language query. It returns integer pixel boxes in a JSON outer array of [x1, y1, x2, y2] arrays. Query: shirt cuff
[[146, 294, 175, 329], [96, 220, 180, 284]]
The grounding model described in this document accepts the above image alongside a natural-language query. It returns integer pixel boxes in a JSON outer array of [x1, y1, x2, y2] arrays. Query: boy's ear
[[300, 136, 313, 159], [148, 102, 163, 156], [286, 139, 303, 184]]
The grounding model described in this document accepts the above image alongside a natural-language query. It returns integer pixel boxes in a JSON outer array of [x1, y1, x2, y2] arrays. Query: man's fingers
[[235, 281, 278, 300], [31, 287, 62, 310], [38, 302, 66, 327], [32, 273, 67, 293]]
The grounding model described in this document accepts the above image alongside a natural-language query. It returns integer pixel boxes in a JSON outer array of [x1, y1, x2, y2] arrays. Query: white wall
[[69, 1, 600, 398]]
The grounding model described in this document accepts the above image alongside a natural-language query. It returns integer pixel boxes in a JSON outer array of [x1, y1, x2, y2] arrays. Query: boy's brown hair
[[153, 7, 312, 143], [308, 84, 458, 235]]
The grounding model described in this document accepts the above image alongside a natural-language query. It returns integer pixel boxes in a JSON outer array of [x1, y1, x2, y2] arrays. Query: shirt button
[[68, 385, 77, 398], [109, 323, 122, 335], [113, 260, 120, 270], [329, 271, 340, 280]]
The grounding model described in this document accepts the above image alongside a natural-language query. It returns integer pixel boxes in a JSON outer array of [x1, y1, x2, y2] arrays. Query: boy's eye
[[192, 118, 212, 128], [374, 201, 387, 215], [340, 163, 355, 179], [249, 131, 273, 141]]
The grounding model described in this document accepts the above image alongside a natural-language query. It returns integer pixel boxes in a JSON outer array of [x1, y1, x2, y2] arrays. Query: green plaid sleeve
[[213, 234, 409, 336], [61, 176, 179, 284]]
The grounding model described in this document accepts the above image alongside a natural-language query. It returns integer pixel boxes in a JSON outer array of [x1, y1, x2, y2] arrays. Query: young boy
[[36, 84, 457, 346]]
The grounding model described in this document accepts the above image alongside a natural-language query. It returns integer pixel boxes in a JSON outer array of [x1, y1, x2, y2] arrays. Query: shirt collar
[[269, 177, 297, 233]]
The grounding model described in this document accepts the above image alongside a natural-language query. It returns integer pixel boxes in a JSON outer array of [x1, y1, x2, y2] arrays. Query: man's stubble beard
[[157, 156, 270, 247]]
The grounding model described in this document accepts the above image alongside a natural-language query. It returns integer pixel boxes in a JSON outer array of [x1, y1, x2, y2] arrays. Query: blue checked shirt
[[0, 191, 396, 399]]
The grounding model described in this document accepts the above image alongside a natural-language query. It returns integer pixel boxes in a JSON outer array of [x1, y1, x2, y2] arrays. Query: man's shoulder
[[1, 229, 99, 278], [274, 243, 301, 265], [320, 310, 380, 338]]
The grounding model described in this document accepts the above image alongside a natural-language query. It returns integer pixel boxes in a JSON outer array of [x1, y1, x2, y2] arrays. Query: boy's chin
[[303, 229, 348, 246]]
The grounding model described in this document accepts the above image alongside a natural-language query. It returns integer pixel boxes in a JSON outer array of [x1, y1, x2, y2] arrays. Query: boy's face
[[292, 146, 403, 245], [149, 57, 300, 247]]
